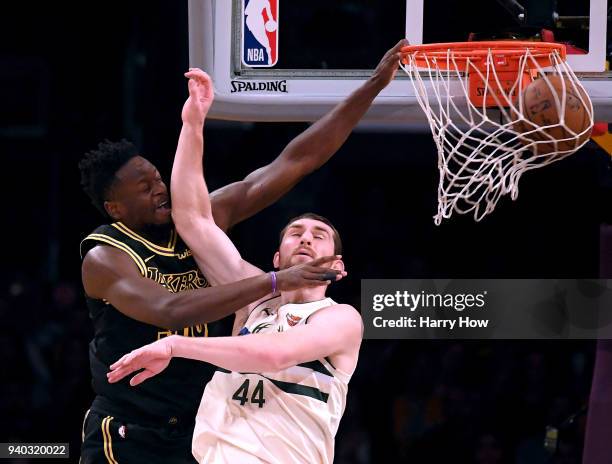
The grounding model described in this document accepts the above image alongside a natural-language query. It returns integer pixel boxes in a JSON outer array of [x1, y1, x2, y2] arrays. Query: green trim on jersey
[[296, 361, 333, 378], [265, 376, 329, 403]]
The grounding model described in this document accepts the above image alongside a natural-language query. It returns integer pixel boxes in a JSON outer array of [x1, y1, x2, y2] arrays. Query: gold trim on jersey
[[157, 323, 208, 339], [102, 416, 118, 464], [83, 234, 147, 276], [167, 228, 178, 249], [112, 222, 177, 255]]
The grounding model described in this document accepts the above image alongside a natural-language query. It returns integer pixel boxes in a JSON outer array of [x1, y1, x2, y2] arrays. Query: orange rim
[[401, 41, 567, 71]]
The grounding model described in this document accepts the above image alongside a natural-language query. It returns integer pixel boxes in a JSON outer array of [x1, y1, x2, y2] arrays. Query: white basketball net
[[400, 45, 594, 224]]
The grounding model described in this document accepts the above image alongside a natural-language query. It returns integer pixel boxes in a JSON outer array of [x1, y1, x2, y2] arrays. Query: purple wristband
[[270, 271, 277, 294]]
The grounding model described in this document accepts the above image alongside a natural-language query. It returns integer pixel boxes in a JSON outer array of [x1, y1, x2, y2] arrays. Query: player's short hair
[[279, 213, 342, 255], [79, 139, 139, 216]]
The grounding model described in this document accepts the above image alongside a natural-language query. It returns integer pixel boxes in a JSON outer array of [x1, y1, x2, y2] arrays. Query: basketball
[[517, 75, 592, 154], [265, 20, 277, 33]]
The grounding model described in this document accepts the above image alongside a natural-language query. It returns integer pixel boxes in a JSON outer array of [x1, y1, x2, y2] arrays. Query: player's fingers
[[297, 270, 326, 283], [384, 52, 401, 70], [392, 38, 409, 53], [106, 370, 118, 383], [120, 350, 148, 370], [185, 67, 207, 77], [301, 277, 331, 287], [301, 270, 326, 279], [385, 38, 408, 59], [326, 270, 347, 281], [198, 69, 212, 82], [308, 255, 342, 266], [306, 279, 331, 287], [130, 369, 156, 387], [400, 39, 411, 54], [185, 72, 214, 101], [107, 369, 126, 383], [106, 366, 134, 383], [187, 77, 198, 96], [123, 350, 139, 363], [184, 72, 205, 88], [110, 353, 130, 370], [303, 266, 343, 279], [204, 77, 214, 100], [185, 69, 211, 85], [322, 270, 343, 281], [301, 271, 336, 284], [109, 359, 122, 370], [184, 68, 202, 77]]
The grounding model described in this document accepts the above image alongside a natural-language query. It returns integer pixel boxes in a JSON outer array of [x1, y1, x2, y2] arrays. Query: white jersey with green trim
[[192, 296, 351, 464]]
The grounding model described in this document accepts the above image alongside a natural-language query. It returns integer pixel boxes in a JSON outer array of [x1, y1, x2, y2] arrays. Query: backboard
[[188, 0, 611, 123]]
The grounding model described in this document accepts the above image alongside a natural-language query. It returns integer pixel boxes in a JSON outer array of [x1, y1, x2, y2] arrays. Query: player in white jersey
[[191, 263, 355, 462], [108, 209, 361, 463], [108, 43, 405, 462]]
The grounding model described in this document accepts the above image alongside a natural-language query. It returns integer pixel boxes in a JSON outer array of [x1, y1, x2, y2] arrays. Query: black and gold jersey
[[80, 222, 227, 426]]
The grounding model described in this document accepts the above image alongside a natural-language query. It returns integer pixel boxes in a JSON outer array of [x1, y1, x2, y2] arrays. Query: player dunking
[[107, 41, 406, 463]]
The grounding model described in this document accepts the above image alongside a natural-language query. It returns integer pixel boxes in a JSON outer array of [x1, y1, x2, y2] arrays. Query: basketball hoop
[[400, 41, 594, 224]]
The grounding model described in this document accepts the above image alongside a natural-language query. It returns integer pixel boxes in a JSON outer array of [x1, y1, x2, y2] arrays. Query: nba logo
[[242, 0, 279, 67]]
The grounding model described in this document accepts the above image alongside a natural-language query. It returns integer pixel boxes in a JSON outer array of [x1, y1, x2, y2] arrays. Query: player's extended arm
[[171, 69, 262, 286], [82, 245, 343, 330], [209, 39, 408, 231], [107, 304, 362, 386]]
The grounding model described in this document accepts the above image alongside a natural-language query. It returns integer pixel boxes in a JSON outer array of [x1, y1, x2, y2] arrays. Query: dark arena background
[[3, 2, 612, 463]]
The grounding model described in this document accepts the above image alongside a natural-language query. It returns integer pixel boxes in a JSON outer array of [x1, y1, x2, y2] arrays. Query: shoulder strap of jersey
[[243, 295, 282, 328], [302, 298, 336, 324], [80, 224, 147, 276], [110, 222, 179, 256]]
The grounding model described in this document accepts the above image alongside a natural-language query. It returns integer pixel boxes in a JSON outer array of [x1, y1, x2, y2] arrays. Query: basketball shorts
[[80, 409, 197, 464]]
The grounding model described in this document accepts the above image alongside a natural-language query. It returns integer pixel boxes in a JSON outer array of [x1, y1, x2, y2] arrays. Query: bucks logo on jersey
[[286, 313, 302, 326]]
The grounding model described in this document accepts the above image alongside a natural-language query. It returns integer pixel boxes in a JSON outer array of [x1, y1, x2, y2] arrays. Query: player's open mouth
[[294, 248, 314, 258], [157, 200, 170, 210]]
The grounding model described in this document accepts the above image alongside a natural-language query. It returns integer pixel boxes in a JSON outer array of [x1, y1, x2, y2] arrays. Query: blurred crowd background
[[3, 2, 612, 462]]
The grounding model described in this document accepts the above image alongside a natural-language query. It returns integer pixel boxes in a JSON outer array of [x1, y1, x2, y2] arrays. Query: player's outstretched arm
[[171, 69, 262, 285], [107, 304, 362, 385], [171, 68, 213, 223], [208, 39, 408, 232], [83, 246, 344, 330]]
